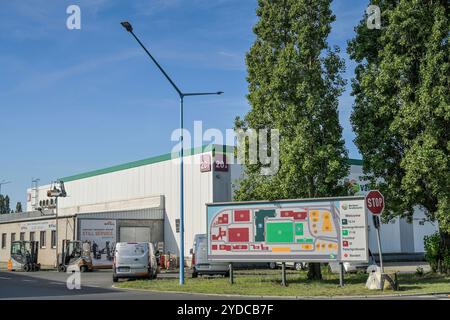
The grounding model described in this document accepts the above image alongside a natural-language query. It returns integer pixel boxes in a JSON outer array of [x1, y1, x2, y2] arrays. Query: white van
[[113, 242, 158, 282], [191, 234, 229, 277]]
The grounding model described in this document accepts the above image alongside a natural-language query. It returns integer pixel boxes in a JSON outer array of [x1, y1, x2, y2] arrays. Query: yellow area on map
[[316, 242, 338, 251], [321, 211, 333, 233], [301, 244, 313, 250], [272, 247, 291, 252], [309, 210, 319, 219]]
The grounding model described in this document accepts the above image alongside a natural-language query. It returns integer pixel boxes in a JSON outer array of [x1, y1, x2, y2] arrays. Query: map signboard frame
[[206, 196, 368, 263]]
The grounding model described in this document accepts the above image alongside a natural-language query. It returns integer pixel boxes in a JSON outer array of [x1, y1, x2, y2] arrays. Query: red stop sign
[[365, 190, 384, 215]]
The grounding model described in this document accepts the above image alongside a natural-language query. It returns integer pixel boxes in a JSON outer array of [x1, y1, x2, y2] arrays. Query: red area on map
[[228, 228, 249, 242], [234, 210, 250, 222], [217, 213, 229, 224], [232, 245, 248, 250], [280, 210, 307, 220], [219, 244, 231, 251], [211, 227, 227, 241]]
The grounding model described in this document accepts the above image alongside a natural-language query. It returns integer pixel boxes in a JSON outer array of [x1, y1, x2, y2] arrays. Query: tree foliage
[[0, 195, 11, 214], [16, 202, 23, 213], [349, 0, 449, 272], [235, 0, 349, 279]]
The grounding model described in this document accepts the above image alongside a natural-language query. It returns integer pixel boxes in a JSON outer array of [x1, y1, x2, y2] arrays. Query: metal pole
[[55, 197, 58, 269], [281, 262, 286, 287], [339, 262, 344, 287], [120, 22, 223, 286], [229, 263, 234, 284], [375, 217, 384, 273], [179, 95, 185, 285], [0, 180, 11, 196]]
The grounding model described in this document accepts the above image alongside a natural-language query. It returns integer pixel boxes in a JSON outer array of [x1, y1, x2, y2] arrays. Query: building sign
[[200, 154, 211, 172], [79, 219, 116, 267], [214, 154, 228, 172], [207, 196, 368, 263], [19, 220, 56, 232]]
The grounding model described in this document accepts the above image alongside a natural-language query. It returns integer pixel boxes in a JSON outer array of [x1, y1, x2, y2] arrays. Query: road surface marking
[[22, 279, 37, 282], [50, 282, 65, 285], [0, 276, 11, 280]]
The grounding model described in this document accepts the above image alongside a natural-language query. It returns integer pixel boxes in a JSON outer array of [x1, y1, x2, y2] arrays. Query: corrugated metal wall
[[27, 152, 215, 255]]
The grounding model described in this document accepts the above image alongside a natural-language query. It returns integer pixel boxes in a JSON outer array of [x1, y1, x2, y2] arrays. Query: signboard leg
[[281, 262, 286, 287], [229, 263, 234, 285], [339, 262, 344, 287]]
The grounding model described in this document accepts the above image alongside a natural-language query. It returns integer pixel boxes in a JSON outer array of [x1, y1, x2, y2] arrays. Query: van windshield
[[116, 243, 148, 256]]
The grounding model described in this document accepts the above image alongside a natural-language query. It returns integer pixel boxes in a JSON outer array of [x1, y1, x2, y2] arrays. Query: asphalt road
[[0, 270, 234, 300], [0, 270, 448, 300]]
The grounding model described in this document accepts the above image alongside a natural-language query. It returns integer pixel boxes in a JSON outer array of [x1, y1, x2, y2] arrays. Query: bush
[[424, 233, 440, 272], [424, 232, 450, 274], [415, 267, 424, 277]]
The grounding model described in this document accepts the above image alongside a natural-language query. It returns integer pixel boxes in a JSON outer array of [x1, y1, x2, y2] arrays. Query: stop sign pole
[[366, 190, 385, 273]]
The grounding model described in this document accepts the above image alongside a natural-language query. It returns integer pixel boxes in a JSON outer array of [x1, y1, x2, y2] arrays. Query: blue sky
[[0, 0, 368, 206]]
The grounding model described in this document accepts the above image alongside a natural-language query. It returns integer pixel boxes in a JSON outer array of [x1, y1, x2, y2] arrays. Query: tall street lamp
[[120, 21, 223, 285], [0, 180, 11, 196], [47, 180, 67, 269]]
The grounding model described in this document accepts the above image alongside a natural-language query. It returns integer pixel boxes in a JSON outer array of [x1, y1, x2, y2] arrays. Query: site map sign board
[[206, 196, 368, 263]]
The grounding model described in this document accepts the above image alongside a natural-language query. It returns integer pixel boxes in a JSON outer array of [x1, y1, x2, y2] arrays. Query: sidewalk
[[383, 261, 430, 274], [1, 261, 431, 273], [0, 261, 55, 271]]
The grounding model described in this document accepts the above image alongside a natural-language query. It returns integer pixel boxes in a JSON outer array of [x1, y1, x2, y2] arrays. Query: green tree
[[0, 195, 11, 214], [16, 202, 23, 213], [0, 195, 4, 214], [348, 0, 450, 273], [4, 195, 10, 214], [235, 0, 349, 280]]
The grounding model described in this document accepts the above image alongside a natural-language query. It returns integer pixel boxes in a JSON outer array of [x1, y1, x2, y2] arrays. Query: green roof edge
[[60, 144, 235, 183], [60, 144, 362, 183]]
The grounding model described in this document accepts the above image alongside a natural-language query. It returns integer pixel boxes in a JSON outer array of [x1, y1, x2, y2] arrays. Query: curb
[[111, 285, 450, 299]]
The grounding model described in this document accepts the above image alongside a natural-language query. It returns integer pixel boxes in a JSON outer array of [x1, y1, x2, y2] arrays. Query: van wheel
[[192, 271, 198, 278], [269, 262, 277, 269], [113, 276, 118, 283], [58, 265, 66, 273], [23, 264, 31, 272], [294, 263, 303, 271]]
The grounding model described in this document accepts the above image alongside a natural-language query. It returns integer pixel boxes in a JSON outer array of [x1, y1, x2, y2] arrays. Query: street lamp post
[[47, 181, 67, 269], [0, 180, 11, 196], [120, 21, 223, 285]]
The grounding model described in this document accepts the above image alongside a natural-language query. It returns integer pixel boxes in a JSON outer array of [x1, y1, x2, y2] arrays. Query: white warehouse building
[[0, 144, 438, 267]]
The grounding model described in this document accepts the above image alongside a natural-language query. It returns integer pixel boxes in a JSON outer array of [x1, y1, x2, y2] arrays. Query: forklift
[[58, 240, 93, 272], [8, 241, 41, 272]]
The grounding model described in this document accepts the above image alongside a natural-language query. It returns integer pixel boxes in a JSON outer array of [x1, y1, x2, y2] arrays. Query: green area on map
[[266, 222, 294, 243]]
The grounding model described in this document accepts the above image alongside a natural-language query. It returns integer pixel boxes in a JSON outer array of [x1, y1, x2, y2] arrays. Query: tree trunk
[[439, 230, 450, 275], [307, 263, 322, 280]]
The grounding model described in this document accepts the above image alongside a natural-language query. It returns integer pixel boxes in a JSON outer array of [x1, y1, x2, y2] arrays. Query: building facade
[[0, 144, 438, 267]]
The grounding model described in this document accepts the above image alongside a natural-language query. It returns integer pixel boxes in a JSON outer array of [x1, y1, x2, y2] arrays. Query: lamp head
[[217, 91, 224, 95], [121, 21, 133, 32]]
